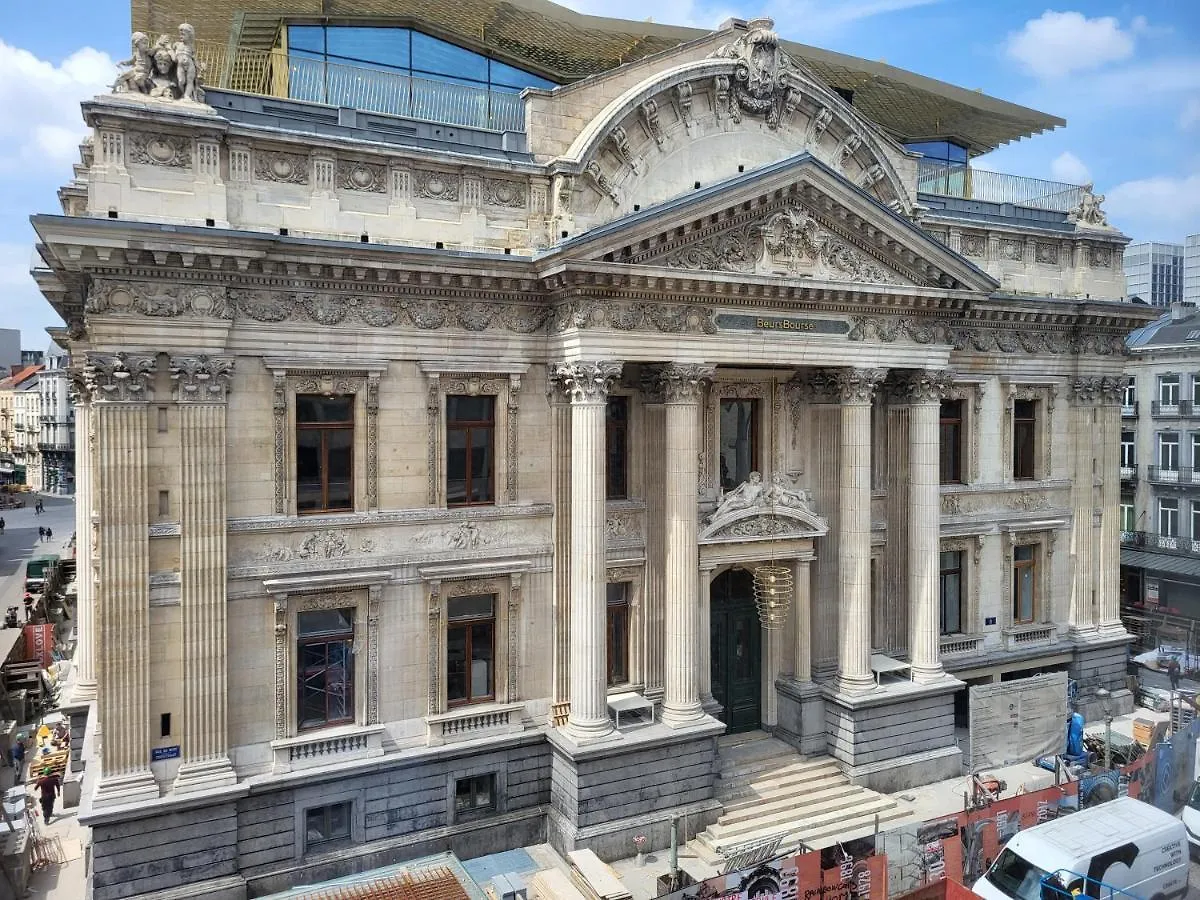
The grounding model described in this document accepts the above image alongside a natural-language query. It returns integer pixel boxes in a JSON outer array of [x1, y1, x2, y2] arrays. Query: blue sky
[[1, 0, 1198, 346]]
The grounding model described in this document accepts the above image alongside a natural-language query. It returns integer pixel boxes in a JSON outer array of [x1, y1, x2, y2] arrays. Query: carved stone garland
[[273, 597, 288, 738], [272, 371, 379, 515], [366, 585, 381, 725], [508, 573, 522, 702]]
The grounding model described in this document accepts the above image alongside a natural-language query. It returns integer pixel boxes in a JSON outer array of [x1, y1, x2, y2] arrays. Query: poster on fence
[[22, 622, 54, 669], [662, 845, 887, 900]]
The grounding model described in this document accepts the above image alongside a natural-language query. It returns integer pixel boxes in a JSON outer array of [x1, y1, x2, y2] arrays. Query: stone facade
[[33, 15, 1154, 900]]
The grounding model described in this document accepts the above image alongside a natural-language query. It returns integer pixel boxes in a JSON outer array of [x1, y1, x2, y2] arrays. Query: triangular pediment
[[699, 474, 830, 544], [547, 153, 998, 293]]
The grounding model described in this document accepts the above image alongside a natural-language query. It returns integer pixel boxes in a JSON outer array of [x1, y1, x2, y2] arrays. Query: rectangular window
[[1192, 502, 1200, 540], [296, 395, 354, 514], [719, 399, 759, 491], [1120, 432, 1135, 468], [454, 773, 496, 819], [1159, 432, 1180, 470], [939, 550, 963, 636], [1160, 375, 1181, 407], [606, 397, 629, 500], [446, 594, 495, 706], [297, 608, 355, 731], [1120, 498, 1135, 533], [606, 582, 630, 687], [1123, 378, 1136, 407], [446, 395, 495, 507], [1192, 433, 1200, 469], [1193, 375, 1200, 404], [305, 801, 352, 852], [1012, 545, 1037, 624], [939, 399, 964, 484], [1160, 498, 1180, 537], [1012, 400, 1037, 480]]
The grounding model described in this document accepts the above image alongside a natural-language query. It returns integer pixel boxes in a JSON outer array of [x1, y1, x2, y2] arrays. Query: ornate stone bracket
[[366, 585, 381, 726], [1069, 375, 1125, 407], [427, 582, 442, 715], [549, 361, 623, 403], [508, 573, 522, 701], [169, 355, 234, 403]]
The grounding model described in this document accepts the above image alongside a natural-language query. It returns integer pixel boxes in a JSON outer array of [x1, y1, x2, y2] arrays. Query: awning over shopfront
[[1121, 548, 1200, 579]]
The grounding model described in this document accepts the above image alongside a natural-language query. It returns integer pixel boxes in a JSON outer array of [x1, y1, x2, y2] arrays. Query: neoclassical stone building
[[37, 11, 1154, 899]]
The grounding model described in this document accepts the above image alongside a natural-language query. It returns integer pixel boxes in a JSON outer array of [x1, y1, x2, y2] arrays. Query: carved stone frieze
[[1035, 242, 1059, 265], [412, 520, 511, 550], [1089, 245, 1114, 268], [1006, 492, 1051, 512], [366, 585, 381, 725], [655, 364, 716, 403], [482, 178, 527, 209], [960, 233, 986, 257], [337, 161, 386, 193], [445, 578, 501, 597], [427, 583, 441, 714], [263, 530, 375, 562], [999, 239, 1024, 261], [254, 151, 309, 185], [607, 566, 642, 583], [273, 597, 288, 738], [848, 314, 1126, 357], [127, 131, 192, 167], [606, 511, 643, 540], [709, 18, 806, 129], [508, 573, 522, 700], [414, 170, 460, 201], [82, 352, 157, 403], [169, 355, 234, 403], [1070, 375, 1126, 406], [549, 296, 718, 336], [549, 361, 623, 403], [87, 280, 231, 319]]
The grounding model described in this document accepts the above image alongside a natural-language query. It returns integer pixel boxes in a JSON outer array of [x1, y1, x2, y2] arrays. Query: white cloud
[[1104, 173, 1200, 242], [1181, 97, 1200, 130], [1050, 151, 1091, 185], [557, 0, 938, 34], [1004, 11, 1135, 79], [0, 41, 113, 173]]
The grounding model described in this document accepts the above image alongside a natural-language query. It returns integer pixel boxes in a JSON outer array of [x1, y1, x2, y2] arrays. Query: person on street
[[37, 526, 44, 541], [0, 516, 5, 533], [7, 736, 24, 773], [1168, 656, 1182, 691], [36, 767, 60, 824], [45, 528, 52, 542]]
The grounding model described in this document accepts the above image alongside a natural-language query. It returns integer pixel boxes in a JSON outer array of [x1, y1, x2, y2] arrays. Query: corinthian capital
[[895, 369, 953, 404], [655, 363, 716, 403], [170, 355, 235, 403], [82, 352, 157, 403], [832, 368, 887, 404], [549, 361, 623, 403]]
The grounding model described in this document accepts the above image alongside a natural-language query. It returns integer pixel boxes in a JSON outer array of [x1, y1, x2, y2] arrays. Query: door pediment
[[699, 473, 830, 544]]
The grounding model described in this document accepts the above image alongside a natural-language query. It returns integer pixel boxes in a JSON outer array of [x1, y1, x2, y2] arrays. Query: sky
[[1, 0, 1198, 347]]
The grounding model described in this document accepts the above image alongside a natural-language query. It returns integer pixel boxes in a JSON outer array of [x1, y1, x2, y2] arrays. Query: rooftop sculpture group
[[114, 24, 204, 102]]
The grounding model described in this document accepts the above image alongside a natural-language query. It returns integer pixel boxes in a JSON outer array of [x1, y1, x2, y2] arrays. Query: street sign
[[151, 745, 181, 762]]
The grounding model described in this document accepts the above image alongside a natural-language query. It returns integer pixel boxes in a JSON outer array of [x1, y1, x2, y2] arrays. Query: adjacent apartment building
[[35, 3, 1153, 898]]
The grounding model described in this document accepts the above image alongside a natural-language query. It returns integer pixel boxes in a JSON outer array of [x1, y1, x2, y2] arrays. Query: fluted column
[[86, 353, 160, 806], [793, 558, 812, 684], [1096, 377, 1127, 634], [900, 371, 952, 683], [658, 364, 715, 728], [834, 368, 887, 695], [549, 389, 572, 704], [68, 386, 97, 703], [172, 356, 238, 794], [640, 379, 668, 698], [1067, 380, 1098, 633], [698, 565, 716, 710], [551, 362, 622, 741]]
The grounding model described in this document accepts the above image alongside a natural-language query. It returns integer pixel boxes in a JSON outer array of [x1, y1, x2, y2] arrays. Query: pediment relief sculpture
[[651, 201, 908, 284], [709, 18, 804, 130], [114, 24, 205, 103], [701, 472, 829, 542]]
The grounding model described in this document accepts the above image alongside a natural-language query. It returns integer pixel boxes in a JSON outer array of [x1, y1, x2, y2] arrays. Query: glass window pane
[[446, 626, 467, 702], [942, 572, 961, 634], [471, 622, 494, 697], [474, 775, 492, 809], [298, 395, 353, 423], [489, 58, 554, 90], [288, 25, 326, 54], [305, 806, 327, 841], [411, 32, 488, 82], [719, 400, 756, 490], [1014, 545, 1034, 562], [328, 802, 350, 838], [446, 428, 467, 504], [326, 428, 353, 509], [325, 26, 411, 70], [455, 778, 472, 812], [296, 428, 323, 511], [447, 395, 494, 423], [469, 426, 493, 502], [299, 608, 353, 636], [448, 594, 495, 620], [1018, 567, 1034, 621]]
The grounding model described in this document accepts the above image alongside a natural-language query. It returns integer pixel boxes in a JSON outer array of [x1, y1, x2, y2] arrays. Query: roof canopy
[[133, 0, 1061, 155]]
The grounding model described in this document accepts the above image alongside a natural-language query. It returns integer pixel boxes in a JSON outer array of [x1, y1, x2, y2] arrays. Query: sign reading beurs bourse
[[716, 314, 849, 336]]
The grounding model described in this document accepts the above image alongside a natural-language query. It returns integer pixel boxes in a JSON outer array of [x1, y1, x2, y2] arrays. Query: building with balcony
[[37, 341, 75, 495], [35, 5, 1154, 899], [4, 365, 44, 489], [1120, 306, 1200, 641], [1124, 241, 1184, 307]]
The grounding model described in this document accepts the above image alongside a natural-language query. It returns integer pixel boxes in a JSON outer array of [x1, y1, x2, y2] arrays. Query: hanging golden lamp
[[753, 563, 793, 629]]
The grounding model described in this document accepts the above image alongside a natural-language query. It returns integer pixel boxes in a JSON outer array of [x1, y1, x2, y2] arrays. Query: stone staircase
[[693, 732, 911, 861]]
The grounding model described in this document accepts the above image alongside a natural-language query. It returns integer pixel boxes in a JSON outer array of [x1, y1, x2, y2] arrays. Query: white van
[[1182, 781, 1200, 855], [974, 797, 1188, 900]]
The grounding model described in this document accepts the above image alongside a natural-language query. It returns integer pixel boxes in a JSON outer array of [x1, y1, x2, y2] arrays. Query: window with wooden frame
[[304, 801, 352, 853], [1012, 545, 1037, 624], [454, 773, 496, 820], [297, 608, 355, 731], [939, 400, 964, 484], [606, 582, 630, 687], [296, 395, 354, 513], [939, 550, 963, 635], [446, 395, 495, 507], [719, 399, 759, 491], [606, 396, 629, 500], [1012, 400, 1037, 480], [446, 594, 495, 706]]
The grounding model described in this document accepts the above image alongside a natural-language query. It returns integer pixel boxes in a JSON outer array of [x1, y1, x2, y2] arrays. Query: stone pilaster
[[833, 368, 887, 695], [793, 558, 812, 684], [171, 355, 238, 795], [548, 387, 572, 705], [1096, 377, 1126, 634], [640, 377, 668, 699], [1067, 378, 1100, 633], [68, 381, 97, 703], [898, 370, 951, 683], [698, 565, 717, 712], [656, 364, 715, 728], [551, 361, 622, 741], [85, 352, 160, 806]]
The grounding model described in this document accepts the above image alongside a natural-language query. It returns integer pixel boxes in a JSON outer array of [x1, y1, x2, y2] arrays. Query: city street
[[0, 493, 75, 614]]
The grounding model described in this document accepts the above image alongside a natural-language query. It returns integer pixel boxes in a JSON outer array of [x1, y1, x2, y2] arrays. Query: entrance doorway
[[710, 568, 762, 733]]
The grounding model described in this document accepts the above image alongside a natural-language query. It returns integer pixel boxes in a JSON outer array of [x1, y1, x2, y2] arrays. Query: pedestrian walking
[[1168, 656, 1182, 691], [7, 736, 24, 774], [0, 516, 5, 533], [37, 526, 45, 541], [36, 767, 60, 824], [45, 528, 52, 542]]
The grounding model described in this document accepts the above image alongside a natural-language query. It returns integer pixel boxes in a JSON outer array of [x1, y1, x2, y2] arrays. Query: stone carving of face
[[178, 23, 194, 42], [153, 48, 173, 75], [133, 33, 149, 54]]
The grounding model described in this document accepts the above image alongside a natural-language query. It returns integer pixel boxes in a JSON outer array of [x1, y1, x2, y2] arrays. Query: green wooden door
[[710, 569, 762, 733]]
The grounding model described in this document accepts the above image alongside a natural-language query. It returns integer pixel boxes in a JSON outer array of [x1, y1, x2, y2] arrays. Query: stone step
[[719, 779, 865, 822], [704, 790, 898, 843], [799, 805, 913, 849], [716, 735, 797, 765], [717, 753, 836, 783], [717, 761, 843, 800]]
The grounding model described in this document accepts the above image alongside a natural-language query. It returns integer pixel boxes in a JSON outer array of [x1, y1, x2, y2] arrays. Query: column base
[[1096, 621, 1128, 639], [775, 678, 826, 757], [173, 756, 238, 796], [660, 702, 708, 729], [833, 672, 877, 696], [91, 769, 160, 808], [909, 664, 948, 685], [565, 716, 614, 744], [69, 679, 98, 704]]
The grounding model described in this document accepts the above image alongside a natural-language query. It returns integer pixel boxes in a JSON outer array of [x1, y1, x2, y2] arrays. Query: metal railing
[[1119, 465, 1137, 481], [194, 40, 525, 133], [1122, 530, 1200, 558], [1151, 399, 1194, 416], [916, 160, 1086, 213], [1121, 402, 1138, 417]]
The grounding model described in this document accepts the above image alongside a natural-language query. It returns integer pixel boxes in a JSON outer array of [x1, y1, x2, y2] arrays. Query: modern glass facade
[[1124, 242, 1184, 307], [284, 25, 556, 130], [1185, 234, 1200, 306]]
